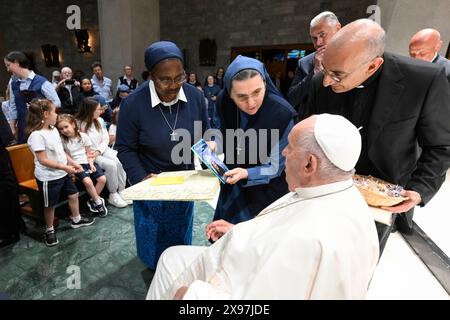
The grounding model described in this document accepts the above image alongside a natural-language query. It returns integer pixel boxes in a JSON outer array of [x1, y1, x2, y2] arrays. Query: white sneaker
[[108, 192, 128, 208], [119, 191, 133, 205]]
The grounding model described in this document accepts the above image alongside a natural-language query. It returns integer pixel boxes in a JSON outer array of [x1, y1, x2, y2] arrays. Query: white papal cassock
[[147, 179, 380, 300]]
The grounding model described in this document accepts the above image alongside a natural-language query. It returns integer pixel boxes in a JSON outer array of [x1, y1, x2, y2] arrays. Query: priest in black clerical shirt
[[304, 19, 450, 255]]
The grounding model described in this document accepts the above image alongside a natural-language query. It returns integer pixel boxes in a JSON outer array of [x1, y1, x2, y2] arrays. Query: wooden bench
[[6, 144, 79, 227], [6, 143, 53, 224]]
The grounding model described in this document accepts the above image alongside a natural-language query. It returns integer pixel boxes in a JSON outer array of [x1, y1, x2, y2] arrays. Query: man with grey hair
[[409, 28, 450, 82], [304, 19, 450, 254], [55, 66, 80, 114], [147, 114, 379, 300], [287, 11, 341, 116]]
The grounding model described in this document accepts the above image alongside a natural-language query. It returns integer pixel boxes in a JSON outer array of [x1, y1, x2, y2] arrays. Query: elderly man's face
[[310, 20, 341, 50], [409, 42, 437, 62], [151, 59, 185, 102], [230, 75, 266, 116], [321, 43, 383, 93], [61, 68, 73, 80], [282, 118, 315, 191]]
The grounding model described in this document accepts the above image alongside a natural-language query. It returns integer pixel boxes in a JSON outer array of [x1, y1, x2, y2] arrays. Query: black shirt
[[345, 67, 382, 176]]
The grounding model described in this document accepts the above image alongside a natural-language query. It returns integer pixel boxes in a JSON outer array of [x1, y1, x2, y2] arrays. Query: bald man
[[287, 11, 341, 116], [304, 19, 450, 254], [409, 28, 450, 82], [148, 114, 379, 300]]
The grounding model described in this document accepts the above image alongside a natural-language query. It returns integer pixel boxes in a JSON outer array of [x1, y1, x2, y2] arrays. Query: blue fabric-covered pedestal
[[133, 200, 194, 270]]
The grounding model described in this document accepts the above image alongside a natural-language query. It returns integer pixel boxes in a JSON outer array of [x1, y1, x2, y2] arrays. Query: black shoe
[[87, 199, 99, 213], [71, 216, 95, 229], [96, 198, 108, 218], [0, 234, 20, 248], [44, 230, 58, 247], [391, 224, 397, 233]]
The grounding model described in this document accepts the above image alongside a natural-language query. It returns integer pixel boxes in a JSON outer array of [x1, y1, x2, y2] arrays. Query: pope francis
[[147, 114, 380, 300]]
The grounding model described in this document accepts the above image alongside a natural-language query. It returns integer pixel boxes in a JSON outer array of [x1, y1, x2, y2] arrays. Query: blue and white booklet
[[191, 139, 229, 184]]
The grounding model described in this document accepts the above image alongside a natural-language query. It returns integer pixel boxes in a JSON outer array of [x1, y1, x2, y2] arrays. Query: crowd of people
[[1, 10, 450, 300]]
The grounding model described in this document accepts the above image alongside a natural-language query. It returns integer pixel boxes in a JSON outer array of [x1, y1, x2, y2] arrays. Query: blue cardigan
[[116, 82, 210, 185]]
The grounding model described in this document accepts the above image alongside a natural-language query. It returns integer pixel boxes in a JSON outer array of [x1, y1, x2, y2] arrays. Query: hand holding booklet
[[191, 139, 229, 184]]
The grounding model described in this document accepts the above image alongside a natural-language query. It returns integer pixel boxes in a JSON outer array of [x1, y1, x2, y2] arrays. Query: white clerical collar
[[294, 179, 354, 199], [431, 52, 438, 63], [149, 80, 187, 107]]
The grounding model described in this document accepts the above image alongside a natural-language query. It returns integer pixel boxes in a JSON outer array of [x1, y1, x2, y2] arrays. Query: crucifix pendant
[[170, 131, 178, 141], [236, 146, 243, 155]]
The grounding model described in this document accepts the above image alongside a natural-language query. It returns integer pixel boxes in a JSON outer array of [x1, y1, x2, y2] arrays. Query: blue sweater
[[116, 82, 210, 185]]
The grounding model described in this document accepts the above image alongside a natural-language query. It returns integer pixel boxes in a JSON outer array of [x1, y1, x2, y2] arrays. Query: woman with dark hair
[[186, 71, 201, 87], [4, 51, 61, 143], [214, 67, 225, 89], [74, 77, 99, 110]]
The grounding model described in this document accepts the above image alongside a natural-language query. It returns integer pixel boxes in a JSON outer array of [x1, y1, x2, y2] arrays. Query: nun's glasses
[[155, 73, 187, 86]]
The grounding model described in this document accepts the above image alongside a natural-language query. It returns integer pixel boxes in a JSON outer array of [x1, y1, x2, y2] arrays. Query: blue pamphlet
[[191, 139, 229, 184]]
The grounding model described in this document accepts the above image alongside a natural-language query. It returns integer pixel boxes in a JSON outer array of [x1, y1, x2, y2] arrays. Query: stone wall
[[160, 0, 376, 82], [0, 0, 100, 93]]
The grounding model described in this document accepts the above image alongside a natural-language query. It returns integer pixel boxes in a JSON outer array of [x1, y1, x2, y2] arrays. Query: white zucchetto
[[314, 114, 362, 171]]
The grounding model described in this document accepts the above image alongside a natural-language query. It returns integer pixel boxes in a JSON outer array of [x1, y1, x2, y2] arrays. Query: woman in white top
[[76, 97, 128, 208]]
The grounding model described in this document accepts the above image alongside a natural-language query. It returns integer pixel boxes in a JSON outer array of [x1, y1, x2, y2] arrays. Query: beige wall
[[97, 0, 160, 92], [378, 0, 450, 57]]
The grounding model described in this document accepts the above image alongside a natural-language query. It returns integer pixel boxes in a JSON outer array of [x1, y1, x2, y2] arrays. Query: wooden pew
[[6, 144, 58, 226]]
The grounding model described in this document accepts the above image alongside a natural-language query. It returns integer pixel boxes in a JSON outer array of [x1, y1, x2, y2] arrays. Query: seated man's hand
[[224, 168, 248, 184], [381, 189, 422, 213], [206, 219, 234, 241]]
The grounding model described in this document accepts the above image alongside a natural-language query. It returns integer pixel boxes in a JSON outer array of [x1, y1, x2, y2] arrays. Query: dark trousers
[[0, 153, 23, 239], [376, 208, 414, 257]]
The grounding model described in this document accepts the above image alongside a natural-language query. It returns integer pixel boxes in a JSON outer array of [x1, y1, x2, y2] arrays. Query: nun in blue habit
[[214, 55, 297, 224], [116, 41, 210, 269]]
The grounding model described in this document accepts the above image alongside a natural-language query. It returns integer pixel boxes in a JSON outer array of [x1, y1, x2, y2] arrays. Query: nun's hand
[[224, 168, 248, 184]]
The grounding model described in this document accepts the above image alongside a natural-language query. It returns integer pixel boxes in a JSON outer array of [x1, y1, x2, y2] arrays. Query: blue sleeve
[[115, 98, 148, 185], [41, 81, 61, 108], [243, 120, 294, 187]]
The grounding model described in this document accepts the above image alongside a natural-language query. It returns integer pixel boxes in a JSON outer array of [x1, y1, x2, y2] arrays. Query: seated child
[[57, 113, 108, 217]]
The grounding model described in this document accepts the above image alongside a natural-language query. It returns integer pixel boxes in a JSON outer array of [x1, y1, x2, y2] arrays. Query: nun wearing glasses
[[116, 41, 210, 269], [212, 55, 297, 226]]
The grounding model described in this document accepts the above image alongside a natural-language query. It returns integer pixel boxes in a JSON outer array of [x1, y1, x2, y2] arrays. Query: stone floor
[[0, 201, 214, 300]]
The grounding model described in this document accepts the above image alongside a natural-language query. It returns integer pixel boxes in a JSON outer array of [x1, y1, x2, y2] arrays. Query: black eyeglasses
[[321, 56, 380, 83]]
